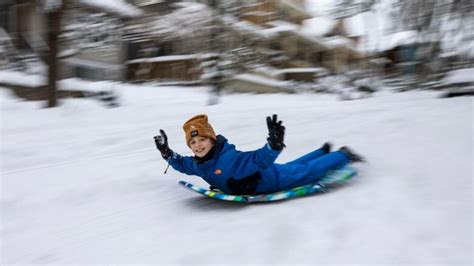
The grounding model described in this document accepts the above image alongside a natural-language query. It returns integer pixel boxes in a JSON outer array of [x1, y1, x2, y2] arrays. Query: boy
[[154, 114, 363, 195]]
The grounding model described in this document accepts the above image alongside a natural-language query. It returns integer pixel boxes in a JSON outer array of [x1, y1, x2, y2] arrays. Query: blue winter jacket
[[168, 135, 349, 195], [168, 135, 281, 194]]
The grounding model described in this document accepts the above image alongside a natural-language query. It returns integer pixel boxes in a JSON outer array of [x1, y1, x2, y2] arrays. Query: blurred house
[[126, 54, 201, 82], [230, 0, 365, 72], [239, 0, 278, 25], [0, 0, 144, 81], [122, 0, 180, 61], [377, 30, 418, 76], [59, 1, 143, 81], [224, 73, 296, 93], [125, 0, 364, 85], [0, 0, 48, 72], [376, 30, 446, 81], [123, 1, 214, 83], [0, 0, 46, 53], [295, 15, 366, 74], [217, 0, 366, 90], [1, 0, 369, 92], [237, 0, 310, 26]]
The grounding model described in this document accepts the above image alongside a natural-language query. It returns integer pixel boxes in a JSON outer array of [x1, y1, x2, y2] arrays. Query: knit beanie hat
[[183, 114, 216, 146]]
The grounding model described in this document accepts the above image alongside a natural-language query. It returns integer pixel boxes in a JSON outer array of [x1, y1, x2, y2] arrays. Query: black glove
[[154, 129, 173, 160], [266, 114, 285, 151]]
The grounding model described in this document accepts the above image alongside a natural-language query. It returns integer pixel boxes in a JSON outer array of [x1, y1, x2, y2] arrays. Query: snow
[[324, 36, 356, 49], [344, 12, 367, 37], [1, 77, 473, 264], [441, 68, 474, 85], [384, 30, 418, 50], [62, 57, 123, 70], [305, 0, 334, 18], [41, 0, 63, 13], [59, 78, 121, 94], [301, 16, 337, 37], [304, 0, 398, 53], [265, 20, 299, 34], [134, 2, 212, 43], [57, 48, 79, 59], [301, 2, 367, 38], [223, 16, 277, 39], [0, 70, 46, 87], [275, 68, 325, 74], [127, 55, 199, 64], [79, 0, 143, 18], [172, 1, 209, 12], [232, 73, 294, 89], [439, 15, 474, 58], [0, 27, 11, 42], [300, 15, 365, 52], [306, 0, 473, 56]]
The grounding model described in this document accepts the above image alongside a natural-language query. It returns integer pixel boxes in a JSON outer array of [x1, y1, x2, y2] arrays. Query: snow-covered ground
[[1, 79, 472, 264]]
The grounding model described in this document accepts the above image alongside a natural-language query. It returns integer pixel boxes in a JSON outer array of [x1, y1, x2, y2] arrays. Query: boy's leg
[[277, 151, 349, 191], [285, 144, 331, 165], [307, 151, 349, 178]]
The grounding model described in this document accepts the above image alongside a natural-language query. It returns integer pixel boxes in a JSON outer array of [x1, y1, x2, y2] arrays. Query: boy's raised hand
[[154, 129, 173, 160], [266, 114, 285, 151]]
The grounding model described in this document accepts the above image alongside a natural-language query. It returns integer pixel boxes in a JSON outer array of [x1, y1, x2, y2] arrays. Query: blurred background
[[0, 0, 473, 106], [1, 1, 473, 264]]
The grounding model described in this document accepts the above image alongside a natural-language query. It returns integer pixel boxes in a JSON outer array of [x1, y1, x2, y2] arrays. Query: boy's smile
[[189, 136, 214, 158]]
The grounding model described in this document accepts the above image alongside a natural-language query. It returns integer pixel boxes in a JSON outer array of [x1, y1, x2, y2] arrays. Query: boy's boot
[[339, 146, 365, 163], [321, 142, 332, 153]]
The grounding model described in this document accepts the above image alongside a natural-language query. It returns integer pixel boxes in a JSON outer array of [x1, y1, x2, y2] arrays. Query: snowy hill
[[1, 80, 472, 264]]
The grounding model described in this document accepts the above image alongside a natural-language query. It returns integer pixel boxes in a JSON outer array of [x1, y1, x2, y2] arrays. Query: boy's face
[[189, 136, 214, 158]]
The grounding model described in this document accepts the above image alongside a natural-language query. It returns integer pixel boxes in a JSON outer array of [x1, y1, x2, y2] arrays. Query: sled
[[179, 165, 357, 203]]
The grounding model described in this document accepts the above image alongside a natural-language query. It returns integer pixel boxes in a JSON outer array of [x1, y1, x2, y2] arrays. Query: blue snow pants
[[257, 148, 349, 193]]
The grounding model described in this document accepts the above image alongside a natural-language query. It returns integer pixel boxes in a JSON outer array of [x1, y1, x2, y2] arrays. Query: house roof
[[301, 12, 367, 38], [266, 20, 300, 34], [379, 30, 418, 51], [221, 15, 277, 40]]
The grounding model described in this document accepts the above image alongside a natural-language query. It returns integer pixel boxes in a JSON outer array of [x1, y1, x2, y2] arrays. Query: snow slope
[[1, 80, 472, 264]]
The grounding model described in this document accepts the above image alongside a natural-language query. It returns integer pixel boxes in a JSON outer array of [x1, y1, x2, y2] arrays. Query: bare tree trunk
[[46, 7, 62, 108], [207, 0, 222, 106]]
